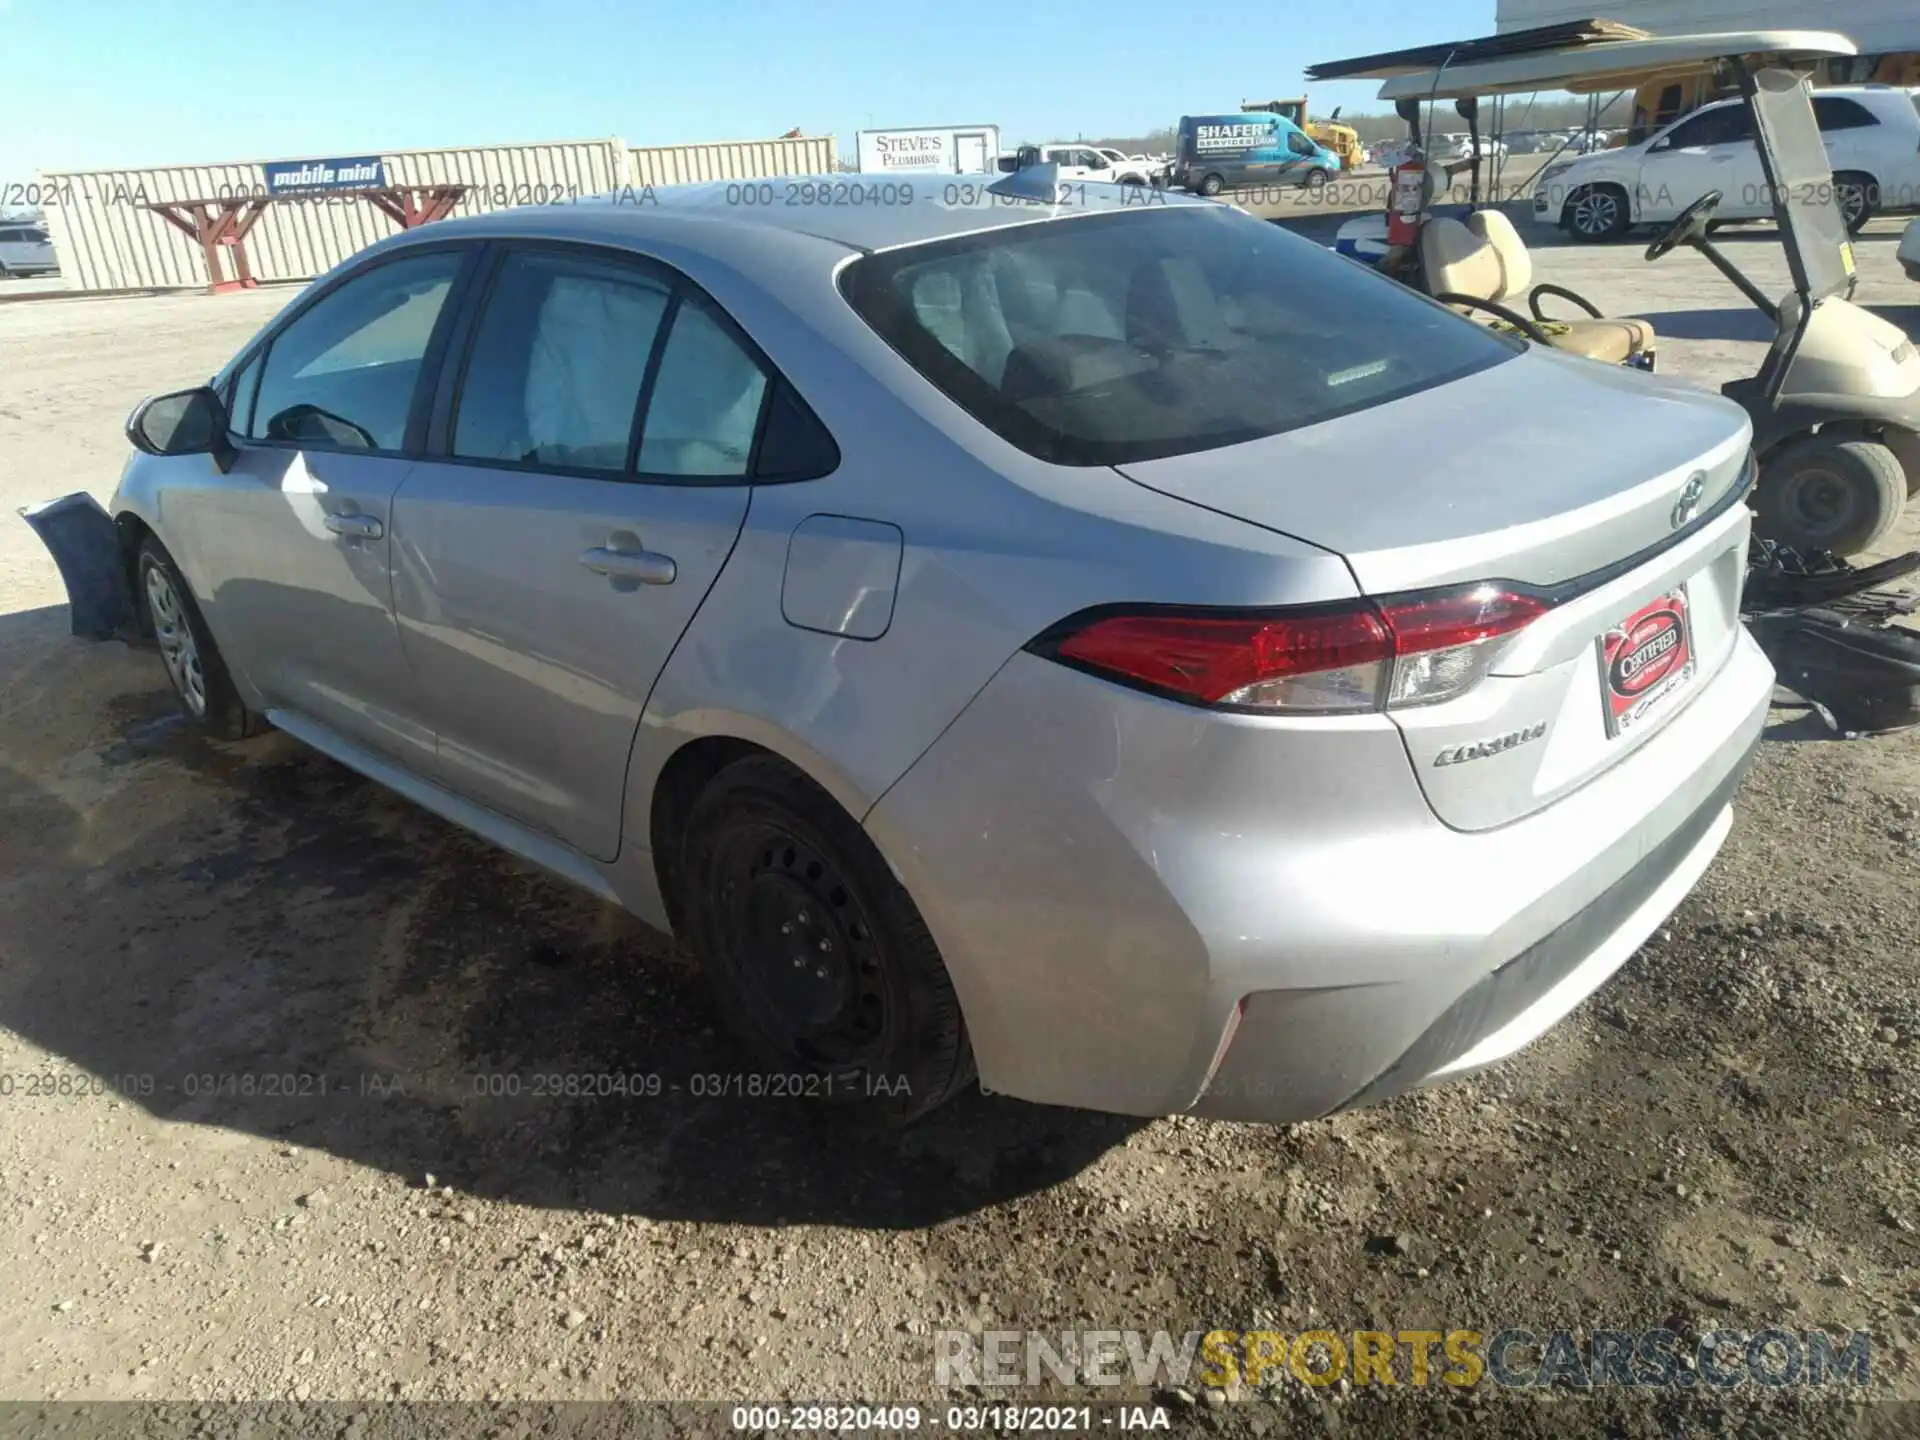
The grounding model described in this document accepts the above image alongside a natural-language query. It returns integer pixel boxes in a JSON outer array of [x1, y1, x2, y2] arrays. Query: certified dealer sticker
[[1598, 587, 1696, 738]]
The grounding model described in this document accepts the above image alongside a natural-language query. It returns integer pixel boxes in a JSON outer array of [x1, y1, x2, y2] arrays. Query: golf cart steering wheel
[[1646, 191, 1723, 262]]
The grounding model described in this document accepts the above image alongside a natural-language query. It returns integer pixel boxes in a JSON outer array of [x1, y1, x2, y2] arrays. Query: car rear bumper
[[1193, 727, 1751, 1121], [865, 624, 1773, 1124]]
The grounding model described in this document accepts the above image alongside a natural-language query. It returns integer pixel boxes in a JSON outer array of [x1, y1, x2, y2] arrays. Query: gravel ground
[[0, 222, 1916, 1436]]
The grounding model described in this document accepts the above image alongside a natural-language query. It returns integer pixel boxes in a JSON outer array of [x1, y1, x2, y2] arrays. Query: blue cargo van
[[1173, 113, 1340, 196]]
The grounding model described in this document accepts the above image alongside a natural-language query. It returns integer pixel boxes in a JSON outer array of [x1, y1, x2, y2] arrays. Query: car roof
[[408, 174, 1219, 256], [1683, 84, 1913, 114]]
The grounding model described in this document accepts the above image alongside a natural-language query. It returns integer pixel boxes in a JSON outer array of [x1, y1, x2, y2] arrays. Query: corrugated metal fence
[[38, 134, 837, 292], [630, 135, 836, 186]]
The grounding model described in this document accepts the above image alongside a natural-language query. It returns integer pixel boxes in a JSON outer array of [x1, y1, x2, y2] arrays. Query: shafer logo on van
[[1195, 123, 1274, 153]]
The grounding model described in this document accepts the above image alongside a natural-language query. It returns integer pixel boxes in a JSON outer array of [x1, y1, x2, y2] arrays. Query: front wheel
[[1565, 184, 1630, 242], [679, 755, 974, 1124], [136, 537, 267, 740], [1303, 168, 1331, 192], [1754, 436, 1906, 557], [1197, 173, 1225, 197]]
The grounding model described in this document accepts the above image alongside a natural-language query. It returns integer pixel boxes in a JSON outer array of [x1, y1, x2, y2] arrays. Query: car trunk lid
[[1113, 347, 1752, 594], [1115, 349, 1756, 830]]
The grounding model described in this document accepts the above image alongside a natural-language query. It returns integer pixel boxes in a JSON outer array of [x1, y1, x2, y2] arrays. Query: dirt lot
[[1, 218, 1918, 1436]]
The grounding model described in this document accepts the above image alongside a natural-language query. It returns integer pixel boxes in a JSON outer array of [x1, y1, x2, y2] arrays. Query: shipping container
[[854, 126, 1002, 176]]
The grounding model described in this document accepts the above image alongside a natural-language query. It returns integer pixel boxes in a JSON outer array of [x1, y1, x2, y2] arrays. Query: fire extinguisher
[[1387, 160, 1426, 248]]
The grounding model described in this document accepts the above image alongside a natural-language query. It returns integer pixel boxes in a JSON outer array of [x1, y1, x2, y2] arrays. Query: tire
[[136, 537, 267, 741], [1564, 184, 1630, 242], [1303, 168, 1331, 192], [1879, 426, 1920, 499], [1197, 173, 1225, 197], [1754, 436, 1907, 557], [678, 755, 974, 1123], [1833, 172, 1877, 234]]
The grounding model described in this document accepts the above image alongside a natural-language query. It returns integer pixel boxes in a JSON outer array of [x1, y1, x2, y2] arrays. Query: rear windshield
[[840, 206, 1518, 466]]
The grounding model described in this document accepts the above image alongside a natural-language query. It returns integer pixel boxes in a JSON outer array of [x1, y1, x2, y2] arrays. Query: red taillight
[[1053, 609, 1391, 706], [1037, 584, 1549, 713]]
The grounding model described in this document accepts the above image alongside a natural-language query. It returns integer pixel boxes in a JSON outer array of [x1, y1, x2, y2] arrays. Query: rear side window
[[636, 299, 769, 477], [249, 250, 462, 451], [840, 206, 1518, 466], [1813, 96, 1879, 132], [452, 251, 672, 472]]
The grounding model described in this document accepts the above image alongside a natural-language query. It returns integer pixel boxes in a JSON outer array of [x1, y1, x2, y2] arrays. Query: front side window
[[1664, 105, 1752, 150], [225, 348, 265, 433], [841, 205, 1518, 466], [249, 250, 463, 451], [452, 251, 672, 472]]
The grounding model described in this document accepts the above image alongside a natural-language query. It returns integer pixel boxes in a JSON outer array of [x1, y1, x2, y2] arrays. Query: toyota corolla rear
[[844, 203, 1773, 1124]]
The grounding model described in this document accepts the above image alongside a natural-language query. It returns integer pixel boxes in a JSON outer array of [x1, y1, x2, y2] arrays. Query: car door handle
[[324, 513, 383, 539], [580, 546, 676, 586]]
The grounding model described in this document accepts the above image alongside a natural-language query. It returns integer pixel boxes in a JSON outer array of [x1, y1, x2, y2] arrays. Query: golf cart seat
[[1420, 214, 1656, 368]]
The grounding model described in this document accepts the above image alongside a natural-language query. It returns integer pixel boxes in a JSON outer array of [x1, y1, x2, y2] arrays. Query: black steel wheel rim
[[709, 819, 893, 1072], [1785, 467, 1852, 535]]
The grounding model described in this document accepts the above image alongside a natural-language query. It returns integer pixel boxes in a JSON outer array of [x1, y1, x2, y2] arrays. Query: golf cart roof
[[1365, 30, 1858, 101]]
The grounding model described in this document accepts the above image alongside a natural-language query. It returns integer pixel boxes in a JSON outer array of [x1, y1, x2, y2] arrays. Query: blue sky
[[2, 0, 1492, 184]]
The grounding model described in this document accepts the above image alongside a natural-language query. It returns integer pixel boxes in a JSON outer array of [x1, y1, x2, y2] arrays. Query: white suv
[[0, 221, 57, 276], [1535, 86, 1920, 242]]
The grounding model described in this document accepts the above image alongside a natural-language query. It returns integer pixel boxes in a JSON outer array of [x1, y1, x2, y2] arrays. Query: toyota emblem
[[1671, 472, 1707, 530]]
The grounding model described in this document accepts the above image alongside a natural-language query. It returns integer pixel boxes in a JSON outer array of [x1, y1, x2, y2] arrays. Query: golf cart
[[1315, 26, 1920, 555]]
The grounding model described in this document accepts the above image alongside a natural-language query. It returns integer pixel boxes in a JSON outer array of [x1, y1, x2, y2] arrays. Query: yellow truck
[[1241, 98, 1366, 170]]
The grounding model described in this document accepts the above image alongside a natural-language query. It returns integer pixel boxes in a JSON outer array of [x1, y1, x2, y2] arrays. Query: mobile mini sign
[[262, 156, 388, 195]]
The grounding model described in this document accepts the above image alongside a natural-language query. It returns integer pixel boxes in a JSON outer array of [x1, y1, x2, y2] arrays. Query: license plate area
[[1598, 586, 1696, 739]]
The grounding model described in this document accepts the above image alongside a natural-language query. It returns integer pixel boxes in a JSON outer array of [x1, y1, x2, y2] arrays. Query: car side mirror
[[126, 386, 236, 473], [1647, 137, 1671, 154]]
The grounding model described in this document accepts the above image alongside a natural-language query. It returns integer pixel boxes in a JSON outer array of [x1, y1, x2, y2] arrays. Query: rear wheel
[[1197, 173, 1225, 197], [136, 536, 266, 740], [1833, 172, 1877, 234], [679, 755, 974, 1123], [1755, 436, 1906, 557], [1565, 184, 1630, 242], [1879, 426, 1920, 499]]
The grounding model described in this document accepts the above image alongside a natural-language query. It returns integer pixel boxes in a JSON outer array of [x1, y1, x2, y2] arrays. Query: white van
[[0, 221, 57, 277]]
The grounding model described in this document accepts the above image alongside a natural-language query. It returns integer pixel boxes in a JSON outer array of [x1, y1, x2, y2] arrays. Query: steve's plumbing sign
[[263, 156, 388, 194]]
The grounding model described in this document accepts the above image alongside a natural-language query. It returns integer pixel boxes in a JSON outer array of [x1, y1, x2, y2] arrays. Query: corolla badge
[[1671, 472, 1707, 530]]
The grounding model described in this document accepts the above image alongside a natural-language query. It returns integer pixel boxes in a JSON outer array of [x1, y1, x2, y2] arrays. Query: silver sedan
[[113, 178, 1771, 1123]]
